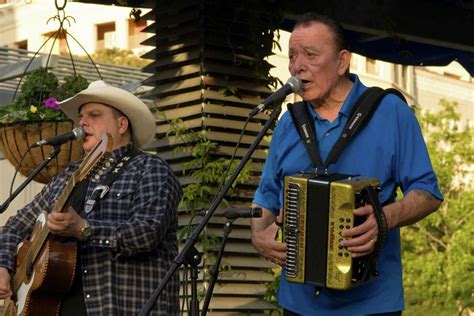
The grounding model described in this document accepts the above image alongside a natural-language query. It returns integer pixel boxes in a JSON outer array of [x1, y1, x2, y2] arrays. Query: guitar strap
[[68, 180, 90, 216], [84, 146, 142, 214]]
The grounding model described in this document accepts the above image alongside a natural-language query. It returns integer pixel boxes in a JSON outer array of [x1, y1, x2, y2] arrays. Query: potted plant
[[0, 68, 89, 184]]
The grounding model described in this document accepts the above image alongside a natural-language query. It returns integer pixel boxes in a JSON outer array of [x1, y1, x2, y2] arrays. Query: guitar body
[[4, 212, 77, 316]]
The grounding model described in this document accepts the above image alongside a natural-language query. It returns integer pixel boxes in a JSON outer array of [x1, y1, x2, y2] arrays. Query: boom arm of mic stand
[[0, 145, 62, 214], [138, 104, 283, 316]]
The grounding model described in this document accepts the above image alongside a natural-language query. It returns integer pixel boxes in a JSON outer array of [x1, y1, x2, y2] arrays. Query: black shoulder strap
[[288, 88, 407, 169], [287, 101, 323, 168], [102, 147, 142, 187], [325, 87, 406, 166]]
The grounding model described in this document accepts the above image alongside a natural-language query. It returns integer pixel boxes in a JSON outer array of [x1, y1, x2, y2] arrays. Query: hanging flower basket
[[0, 68, 88, 184], [0, 120, 83, 184]]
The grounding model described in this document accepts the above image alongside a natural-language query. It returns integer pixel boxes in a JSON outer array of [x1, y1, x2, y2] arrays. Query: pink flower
[[42, 97, 61, 111]]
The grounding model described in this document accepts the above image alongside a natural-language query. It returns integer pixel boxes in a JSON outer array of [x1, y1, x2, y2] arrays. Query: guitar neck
[[51, 171, 79, 213]]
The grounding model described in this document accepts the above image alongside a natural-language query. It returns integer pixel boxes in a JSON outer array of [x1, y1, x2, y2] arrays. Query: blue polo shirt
[[253, 74, 442, 315]]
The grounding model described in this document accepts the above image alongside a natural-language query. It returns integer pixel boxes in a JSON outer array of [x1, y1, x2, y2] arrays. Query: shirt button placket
[[83, 267, 88, 301]]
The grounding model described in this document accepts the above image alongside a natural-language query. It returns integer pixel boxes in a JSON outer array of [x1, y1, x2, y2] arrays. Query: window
[[128, 19, 147, 49], [366, 58, 378, 75], [443, 72, 461, 80], [14, 40, 27, 50], [97, 22, 116, 50], [41, 31, 68, 55], [394, 64, 409, 90]]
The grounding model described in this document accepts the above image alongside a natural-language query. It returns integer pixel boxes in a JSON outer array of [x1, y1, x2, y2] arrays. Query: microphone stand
[[201, 217, 236, 315], [139, 104, 282, 316], [0, 145, 61, 214]]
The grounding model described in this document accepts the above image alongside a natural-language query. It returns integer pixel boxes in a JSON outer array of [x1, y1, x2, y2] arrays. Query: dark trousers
[[283, 309, 402, 316]]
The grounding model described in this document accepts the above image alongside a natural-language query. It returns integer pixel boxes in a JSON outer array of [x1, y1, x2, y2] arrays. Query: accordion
[[283, 172, 385, 290]]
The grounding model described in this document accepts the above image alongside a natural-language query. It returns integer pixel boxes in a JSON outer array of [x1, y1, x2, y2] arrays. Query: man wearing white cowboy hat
[[59, 80, 156, 152], [0, 80, 182, 315]]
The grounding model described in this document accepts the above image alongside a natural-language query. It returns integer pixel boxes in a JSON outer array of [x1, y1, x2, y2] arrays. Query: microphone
[[199, 207, 262, 219], [32, 127, 85, 147], [249, 76, 303, 116]]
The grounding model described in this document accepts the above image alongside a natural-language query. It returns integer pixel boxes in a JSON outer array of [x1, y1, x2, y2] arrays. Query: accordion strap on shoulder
[[287, 88, 407, 169]]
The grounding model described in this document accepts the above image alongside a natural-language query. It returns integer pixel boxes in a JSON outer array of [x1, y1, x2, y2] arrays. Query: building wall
[[0, 160, 44, 226], [0, 0, 150, 55], [415, 68, 473, 120]]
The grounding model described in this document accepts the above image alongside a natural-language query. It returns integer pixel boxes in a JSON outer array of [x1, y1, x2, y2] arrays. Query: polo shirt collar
[[304, 74, 366, 119], [339, 74, 366, 117]]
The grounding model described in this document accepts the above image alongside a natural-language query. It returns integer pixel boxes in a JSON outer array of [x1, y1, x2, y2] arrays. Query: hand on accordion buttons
[[339, 204, 379, 258]]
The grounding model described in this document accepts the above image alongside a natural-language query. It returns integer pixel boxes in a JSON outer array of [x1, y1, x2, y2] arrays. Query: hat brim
[[58, 84, 155, 148]]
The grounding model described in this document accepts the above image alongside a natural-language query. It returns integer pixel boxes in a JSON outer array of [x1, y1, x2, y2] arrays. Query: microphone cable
[[211, 115, 252, 205], [8, 143, 35, 197]]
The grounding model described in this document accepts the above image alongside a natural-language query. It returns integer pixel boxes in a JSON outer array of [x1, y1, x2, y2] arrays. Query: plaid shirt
[[0, 144, 182, 315]]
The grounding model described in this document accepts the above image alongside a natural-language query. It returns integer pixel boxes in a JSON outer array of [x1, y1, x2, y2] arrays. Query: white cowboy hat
[[58, 80, 155, 148]]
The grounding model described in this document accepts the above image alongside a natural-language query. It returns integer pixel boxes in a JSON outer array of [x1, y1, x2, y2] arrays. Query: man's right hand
[[0, 267, 12, 299], [250, 207, 287, 267]]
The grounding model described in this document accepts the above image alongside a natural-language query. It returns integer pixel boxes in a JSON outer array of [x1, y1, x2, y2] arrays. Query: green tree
[[402, 99, 474, 315]]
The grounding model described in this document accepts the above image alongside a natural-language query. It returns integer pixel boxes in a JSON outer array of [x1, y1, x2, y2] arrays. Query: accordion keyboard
[[284, 182, 302, 278]]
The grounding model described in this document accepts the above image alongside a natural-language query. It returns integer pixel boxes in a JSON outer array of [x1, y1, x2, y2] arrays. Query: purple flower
[[42, 97, 61, 111]]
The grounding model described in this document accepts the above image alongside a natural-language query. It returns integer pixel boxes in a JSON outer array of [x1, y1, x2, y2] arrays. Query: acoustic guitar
[[3, 133, 113, 316]]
